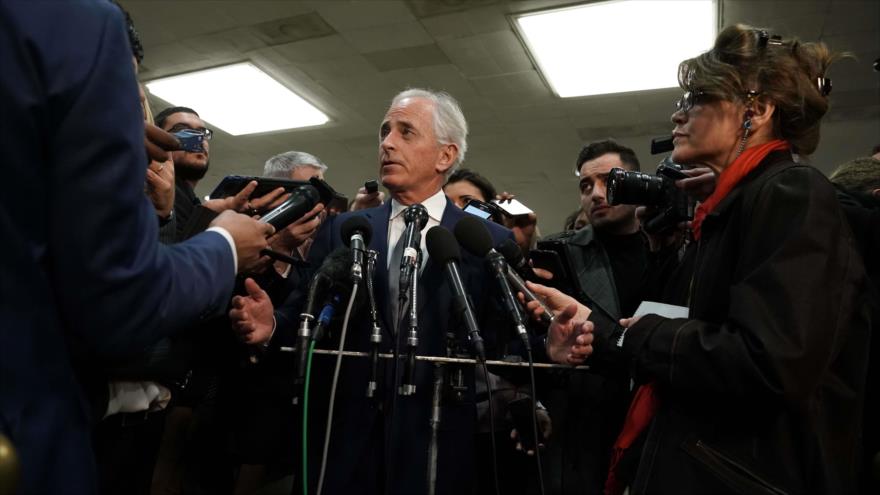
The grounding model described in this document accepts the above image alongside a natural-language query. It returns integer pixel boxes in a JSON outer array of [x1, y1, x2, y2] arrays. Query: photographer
[[527, 25, 870, 494]]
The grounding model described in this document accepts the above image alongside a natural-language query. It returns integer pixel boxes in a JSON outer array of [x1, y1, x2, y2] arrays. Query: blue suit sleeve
[[45, 4, 235, 357]]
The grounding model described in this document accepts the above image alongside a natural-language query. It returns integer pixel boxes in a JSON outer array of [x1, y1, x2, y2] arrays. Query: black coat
[[623, 152, 871, 494], [274, 198, 515, 494]]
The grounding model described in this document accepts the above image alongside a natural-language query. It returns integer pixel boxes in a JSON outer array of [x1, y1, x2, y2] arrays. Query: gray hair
[[263, 151, 327, 178], [389, 88, 468, 176]]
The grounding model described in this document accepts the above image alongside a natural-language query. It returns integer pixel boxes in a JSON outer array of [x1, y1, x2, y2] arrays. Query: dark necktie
[[387, 231, 408, 334]]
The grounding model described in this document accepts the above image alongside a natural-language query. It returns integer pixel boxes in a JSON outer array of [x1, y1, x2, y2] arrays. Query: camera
[[606, 157, 693, 234]]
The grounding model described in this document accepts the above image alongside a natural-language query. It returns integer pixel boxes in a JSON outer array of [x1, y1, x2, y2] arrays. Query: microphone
[[496, 239, 535, 281], [454, 216, 531, 350], [260, 184, 321, 231], [296, 247, 352, 380], [259, 176, 340, 231], [496, 239, 554, 324], [341, 216, 373, 282], [399, 204, 429, 292], [425, 226, 485, 361]]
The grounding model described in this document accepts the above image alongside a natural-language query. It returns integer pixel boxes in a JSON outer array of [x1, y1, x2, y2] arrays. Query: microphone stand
[[364, 250, 382, 398], [400, 251, 421, 396]]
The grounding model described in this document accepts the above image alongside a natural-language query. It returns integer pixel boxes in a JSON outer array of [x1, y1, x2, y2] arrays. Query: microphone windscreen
[[496, 238, 524, 265], [318, 246, 353, 288], [453, 215, 493, 257], [340, 216, 373, 245], [426, 226, 461, 265], [403, 204, 429, 229]]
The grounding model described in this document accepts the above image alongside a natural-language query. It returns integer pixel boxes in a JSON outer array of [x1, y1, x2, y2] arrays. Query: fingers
[[260, 221, 276, 238], [619, 316, 641, 328], [524, 281, 553, 298], [251, 187, 287, 210], [144, 138, 171, 163], [232, 181, 259, 209], [555, 303, 579, 323], [243, 277, 267, 301], [145, 123, 180, 151], [531, 267, 554, 280]]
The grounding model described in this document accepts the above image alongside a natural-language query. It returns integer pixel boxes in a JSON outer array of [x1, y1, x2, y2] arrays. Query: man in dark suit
[[0, 2, 274, 493], [231, 89, 518, 493]]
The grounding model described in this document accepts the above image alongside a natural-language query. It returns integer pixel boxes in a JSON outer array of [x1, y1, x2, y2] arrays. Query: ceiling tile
[[363, 44, 452, 71], [272, 35, 358, 64], [315, 0, 416, 31], [340, 21, 434, 53]]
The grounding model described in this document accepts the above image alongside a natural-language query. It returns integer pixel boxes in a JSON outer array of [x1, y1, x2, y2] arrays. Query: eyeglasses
[[674, 90, 709, 114], [674, 90, 761, 114], [167, 124, 213, 141]]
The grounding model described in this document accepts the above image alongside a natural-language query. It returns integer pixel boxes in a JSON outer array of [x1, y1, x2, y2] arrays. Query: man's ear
[[436, 143, 458, 175]]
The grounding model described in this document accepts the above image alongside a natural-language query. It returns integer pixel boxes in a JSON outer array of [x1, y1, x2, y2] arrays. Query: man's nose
[[593, 179, 606, 202]]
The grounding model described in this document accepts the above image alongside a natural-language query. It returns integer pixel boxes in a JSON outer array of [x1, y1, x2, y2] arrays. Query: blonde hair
[[678, 24, 841, 155]]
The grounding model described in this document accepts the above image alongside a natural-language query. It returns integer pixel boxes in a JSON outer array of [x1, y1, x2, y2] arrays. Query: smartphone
[[463, 198, 503, 222], [508, 397, 538, 452], [532, 241, 579, 297], [209, 175, 310, 200], [172, 129, 206, 153], [528, 249, 566, 281], [492, 198, 533, 217], [364, 179, 378, 194]]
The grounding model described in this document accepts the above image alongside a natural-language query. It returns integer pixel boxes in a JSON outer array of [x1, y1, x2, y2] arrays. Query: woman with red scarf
[[528, 25, 870, 494]]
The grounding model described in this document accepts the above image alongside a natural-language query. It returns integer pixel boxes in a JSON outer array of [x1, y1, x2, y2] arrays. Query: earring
[[736, 111, 753, 157]]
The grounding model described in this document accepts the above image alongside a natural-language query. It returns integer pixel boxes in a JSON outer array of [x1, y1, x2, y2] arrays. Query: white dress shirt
[[386, 189, 447, 270]]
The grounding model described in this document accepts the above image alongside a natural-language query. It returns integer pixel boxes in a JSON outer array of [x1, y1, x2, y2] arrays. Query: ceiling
[[125, 0, 880, 231]]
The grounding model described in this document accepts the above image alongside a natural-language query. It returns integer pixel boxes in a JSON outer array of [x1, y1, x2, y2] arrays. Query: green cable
[[302, 340, 316, 495]]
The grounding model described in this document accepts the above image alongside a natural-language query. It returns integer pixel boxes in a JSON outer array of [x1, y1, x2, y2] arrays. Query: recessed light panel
[[146, 63, 329, 135], [515, 0, 717, 97]]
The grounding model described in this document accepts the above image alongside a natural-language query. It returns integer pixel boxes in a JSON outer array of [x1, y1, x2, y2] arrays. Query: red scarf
[[604, 140, 790, 495], [691, 139, 790, 240]]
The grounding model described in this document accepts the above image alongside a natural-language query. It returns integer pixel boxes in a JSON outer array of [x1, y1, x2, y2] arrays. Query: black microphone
[[454, 216, 531, 350], [296, 247, 352, 380], [341, 216, 373, 282], [258, 176, 339, 231], [497, 239, 535, 281], [260, 184, 321, 231], [496, 239, 555, 324], [425, 226, 485, 361], [399, 204, 429, 292]]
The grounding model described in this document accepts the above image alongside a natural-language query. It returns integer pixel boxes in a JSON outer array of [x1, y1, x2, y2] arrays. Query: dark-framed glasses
[[674, 90, 708, 114]]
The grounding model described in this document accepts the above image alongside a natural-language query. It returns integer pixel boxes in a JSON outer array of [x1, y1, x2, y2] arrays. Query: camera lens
[[606, 167, 666, 206]]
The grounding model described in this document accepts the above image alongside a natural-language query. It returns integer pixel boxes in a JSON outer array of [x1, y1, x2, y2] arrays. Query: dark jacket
[[274, 198, 515, 494], [0, 2, 236, 492], [623, 152, 871, 494]]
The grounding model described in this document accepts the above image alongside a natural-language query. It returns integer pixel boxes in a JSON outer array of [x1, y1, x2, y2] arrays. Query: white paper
[[633, 300, 689, 319]]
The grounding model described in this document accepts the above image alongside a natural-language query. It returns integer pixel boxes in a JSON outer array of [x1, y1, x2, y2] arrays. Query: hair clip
[[817, 77, 833, 96], [757, 30, 783, 48]]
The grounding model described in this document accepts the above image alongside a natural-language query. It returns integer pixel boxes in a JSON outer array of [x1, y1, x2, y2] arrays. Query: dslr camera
[[606, 156, 693, 234]]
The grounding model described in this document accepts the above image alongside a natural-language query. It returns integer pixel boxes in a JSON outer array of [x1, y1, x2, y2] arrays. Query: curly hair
[[678, 24, 842, 155]]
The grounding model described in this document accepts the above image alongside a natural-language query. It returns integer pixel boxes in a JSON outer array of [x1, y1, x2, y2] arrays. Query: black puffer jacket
[[623, 151, 871, 494]]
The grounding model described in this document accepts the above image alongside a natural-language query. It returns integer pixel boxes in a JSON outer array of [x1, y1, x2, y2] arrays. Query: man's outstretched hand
[[229, 278, 275, 345]]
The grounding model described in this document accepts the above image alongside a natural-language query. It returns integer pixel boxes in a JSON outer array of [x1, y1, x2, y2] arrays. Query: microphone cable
[[481, 360, 501, 495], [302, 339, 317, 495], [315, 281, 360, 495], [526, 347, 545, 495]]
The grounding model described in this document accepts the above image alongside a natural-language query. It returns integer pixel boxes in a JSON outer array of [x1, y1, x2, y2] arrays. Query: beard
[[175, 158, 209, 182]]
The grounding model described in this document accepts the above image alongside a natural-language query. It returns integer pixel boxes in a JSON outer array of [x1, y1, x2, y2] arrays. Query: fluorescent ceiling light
[[145, 63, 329, 135], [515, 0, 716, 98]]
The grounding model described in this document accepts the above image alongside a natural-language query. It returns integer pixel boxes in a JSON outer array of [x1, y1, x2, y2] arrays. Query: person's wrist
[[158, 209, 174, 226]]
